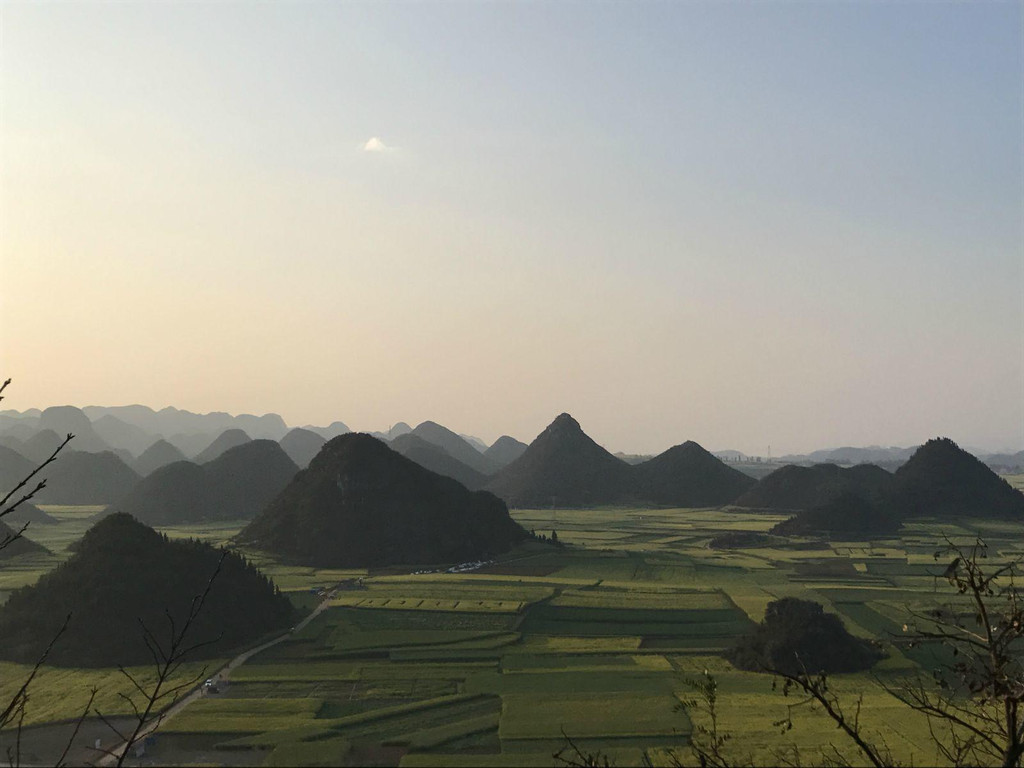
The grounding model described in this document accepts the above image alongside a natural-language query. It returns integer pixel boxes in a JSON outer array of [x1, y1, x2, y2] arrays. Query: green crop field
[[2, 504, 1021, 765]]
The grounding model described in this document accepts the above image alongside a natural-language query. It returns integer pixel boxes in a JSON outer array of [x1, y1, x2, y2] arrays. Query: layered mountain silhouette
[[279, 428, 327, 469], [390, 433, 488, 490], [33, 451, 140, 505], [91, 414, 153, 456], [484, 436, 529, 469], [303, 421, 351, 441], [0, 513, 294, 666], [19, 429, 66, 464], [133, 439, 188, 477], [238, 433, 526, 568], [117, 440, 298, 525], [411, 421, 497, 475], [80, 405, 289, 440], [635, 441, 756, 507], [892, 437, 1024, 519], [770, 493, 902, 539], [485, 414, 751, 509], [485, 414, 635, 508], [194, 429, 252, 463], [39, 406, 110, 453], [732, 463, 894, 511]]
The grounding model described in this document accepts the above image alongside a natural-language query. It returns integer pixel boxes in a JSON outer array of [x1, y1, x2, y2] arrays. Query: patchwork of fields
[[2, 505, 1022, 765]]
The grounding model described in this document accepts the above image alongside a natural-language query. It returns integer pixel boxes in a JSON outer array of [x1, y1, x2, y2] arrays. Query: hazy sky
[[1, 2, 1020, 456]]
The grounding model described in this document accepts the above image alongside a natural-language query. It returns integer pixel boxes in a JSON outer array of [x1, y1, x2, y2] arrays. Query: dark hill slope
[[0, 513, 293, 666], [238, 433, 526, 568], [0, 521, 48, 559], [412, 422, 497, 475], [118, 440, 298, 525], [279, 428, 327, 469], [893, 438, 1024, 519], [0, 444, 35, 497], [732, 463, 894, 511], [133, 439, 188, 477], [635, 441, 756, 507], [484, 436, 529, 470], [390, 434, 489, 490], [485, 414, 635, 508], [20, 429, 65, 464], [770, 493, 902, 539], [4, 503, 57, 527], [34, 451, 139, 505], [194, 429, 252, 463]]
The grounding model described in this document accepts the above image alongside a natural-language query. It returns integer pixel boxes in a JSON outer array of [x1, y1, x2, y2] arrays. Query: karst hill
[[117, 440, 298, 525], [0, 513, 294, 666], [892, 437, 1024, 519], [237, 433, 527, 568], [485, 414, 752, 509], [635, 440, 756, 507], [133, 438, 188, 477], [732, 462, 894, 511], [485, 414, 635, 508], [389, 433, 489, 490], [194, 428, 252, 463], [279, 427, 327, 469]]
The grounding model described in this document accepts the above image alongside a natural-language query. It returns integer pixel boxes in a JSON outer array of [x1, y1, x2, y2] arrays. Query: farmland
[[1, 504, 1020, 766]]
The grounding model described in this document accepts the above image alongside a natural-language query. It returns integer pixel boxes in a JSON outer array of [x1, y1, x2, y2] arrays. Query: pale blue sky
[[1, 2, 1020, 455]]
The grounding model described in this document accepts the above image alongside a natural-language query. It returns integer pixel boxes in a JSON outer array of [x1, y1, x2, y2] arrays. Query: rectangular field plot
[[550, 588, 731, 610], [499, 692, 690, 740], [519, 603, 753, 640], [330, 597, 525, 613], [161, 697, 323, 735]]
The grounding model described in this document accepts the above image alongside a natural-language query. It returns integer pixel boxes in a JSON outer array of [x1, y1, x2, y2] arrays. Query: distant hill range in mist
[[115, 440, 298, 525]]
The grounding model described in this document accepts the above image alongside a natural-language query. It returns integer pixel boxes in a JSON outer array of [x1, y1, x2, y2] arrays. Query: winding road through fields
[[97, 588, 337, 766]]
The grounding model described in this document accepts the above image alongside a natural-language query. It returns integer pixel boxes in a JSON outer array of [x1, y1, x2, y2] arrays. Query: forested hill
[[0, 513, 294, 666]]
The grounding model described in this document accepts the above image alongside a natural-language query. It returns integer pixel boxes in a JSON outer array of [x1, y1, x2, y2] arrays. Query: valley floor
[[2, 505, 1020, 766]]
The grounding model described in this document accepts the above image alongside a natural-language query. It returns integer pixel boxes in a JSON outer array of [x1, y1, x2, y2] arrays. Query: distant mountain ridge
[[279, 428, 327, 469], [194, 429, 252, 463], [411, 421, 498, 476], [484, 436, 529, 469], [390, 433, 489, 490], [133, 439, 188, 476], [117, 440, 298, 524], [486, 414, 758, 509]]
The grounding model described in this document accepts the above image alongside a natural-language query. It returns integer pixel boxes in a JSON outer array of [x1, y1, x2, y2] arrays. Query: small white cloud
[[362, 137, 392, 153]]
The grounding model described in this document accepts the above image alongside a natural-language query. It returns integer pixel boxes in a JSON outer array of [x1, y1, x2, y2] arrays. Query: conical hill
[[485, 414, 635, 508], [634, 441, 756, 507], [892, 437, 1024, 519], [117, 440, 298, 525], [237, 433, 526, 568]]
